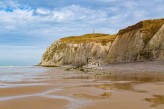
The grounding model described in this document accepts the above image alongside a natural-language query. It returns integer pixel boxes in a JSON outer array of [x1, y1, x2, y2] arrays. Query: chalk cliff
[[40, 34, 116, 66], [108, 18, 164, 63], [40, 18, 164, 66]]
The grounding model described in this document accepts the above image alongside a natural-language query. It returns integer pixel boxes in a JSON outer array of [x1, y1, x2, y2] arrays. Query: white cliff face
[[107, 29, 145, 63], [40, 19, 164, 66], [40, 41, 112, 66], [107, 24, 164, 63], [146, 25, 164, 60]]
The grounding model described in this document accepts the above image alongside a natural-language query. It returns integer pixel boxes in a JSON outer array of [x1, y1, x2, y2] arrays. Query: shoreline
[[0, 61, 164, 109], [40, 60, 164, 72]]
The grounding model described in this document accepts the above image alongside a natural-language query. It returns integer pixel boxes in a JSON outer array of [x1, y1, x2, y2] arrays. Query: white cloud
[[91, 0, 120, 2], [0, 0, 164, 65], [52, 10, 73, 21], [132, 10, 147, 19], [36, 8, 50, 15], [123, 1, 139, 9], [0, 3, 110, 33], [0, 0, 163, 36], [0, 0, 19, 9]]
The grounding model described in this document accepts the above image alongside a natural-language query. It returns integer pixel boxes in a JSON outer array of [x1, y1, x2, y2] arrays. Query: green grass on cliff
[[119, 18, 164, 44], [60, 19, 164, 45], [59, 33, 116, 44], [141, 19, 164, 44]]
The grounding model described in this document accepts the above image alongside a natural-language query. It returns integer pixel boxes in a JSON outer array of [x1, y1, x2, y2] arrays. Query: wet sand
[[0, 61, 164, 109], [0, 97, 68, 109], [0, 85, 53, 97]]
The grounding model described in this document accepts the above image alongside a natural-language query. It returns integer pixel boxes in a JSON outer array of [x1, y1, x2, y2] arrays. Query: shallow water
[[145, 95, 164, 107], [63, 70, 164, 109], [0, 65, 164, 109], [0, 66, 51, 82]]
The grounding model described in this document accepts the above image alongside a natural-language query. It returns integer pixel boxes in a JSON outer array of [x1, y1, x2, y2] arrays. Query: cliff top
[[119, 18, 164, 34], [119, 18, 164, 44], [59, 19, 164, 45], [59, 33, 116, 44]]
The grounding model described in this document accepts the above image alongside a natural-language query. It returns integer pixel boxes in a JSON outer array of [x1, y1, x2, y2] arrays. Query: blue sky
[[0, 0, 164, 66]]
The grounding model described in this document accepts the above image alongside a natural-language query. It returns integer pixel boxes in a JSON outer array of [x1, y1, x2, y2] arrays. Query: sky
[[0, 0, 164, 66]]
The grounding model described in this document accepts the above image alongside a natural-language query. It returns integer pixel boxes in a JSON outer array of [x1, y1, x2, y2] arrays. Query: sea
[[0, 66, 51, 82]]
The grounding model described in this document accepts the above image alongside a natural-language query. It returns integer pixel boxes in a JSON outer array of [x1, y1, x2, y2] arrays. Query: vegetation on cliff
[[58, 18, 164, 46], [118, 18, 164, 44], [59, 33, 116, 44], [41, 18, 164, 66]]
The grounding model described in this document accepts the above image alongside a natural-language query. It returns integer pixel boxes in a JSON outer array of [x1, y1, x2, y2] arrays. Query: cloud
[[0, 2, 111, 36], [0, 0, 163, 43], [36, 8, 50, 15], [0, 0, 164, 65]]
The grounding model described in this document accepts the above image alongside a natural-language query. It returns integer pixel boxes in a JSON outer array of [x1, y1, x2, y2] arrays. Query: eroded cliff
[[40, 18, 164, 66], [41, 34, 116, 66], [108, 18, 164, 63]]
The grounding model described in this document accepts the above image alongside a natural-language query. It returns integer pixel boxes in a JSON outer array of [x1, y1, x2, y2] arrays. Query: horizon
[[0, 0, 164, 66]]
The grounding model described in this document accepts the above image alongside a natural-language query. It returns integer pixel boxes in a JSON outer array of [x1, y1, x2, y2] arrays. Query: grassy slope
[[59, 19, 164, 45], [42, 18, 164, 64], [59, 33, 116, 44], [118, 18, 164, 44], [42, 33, 116, 63]]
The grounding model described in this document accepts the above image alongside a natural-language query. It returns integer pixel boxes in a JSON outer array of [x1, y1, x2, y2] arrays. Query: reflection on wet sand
[[63, 70, 164, 109], [70, 82, 147, 94], [73, 91, 111, 100], [65, 72, 164, 83], [0, 65, 164, 109], [145, 95, 164, 107]]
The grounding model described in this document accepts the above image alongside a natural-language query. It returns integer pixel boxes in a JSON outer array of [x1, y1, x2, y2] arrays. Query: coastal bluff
[[40, 18, 164, 67]]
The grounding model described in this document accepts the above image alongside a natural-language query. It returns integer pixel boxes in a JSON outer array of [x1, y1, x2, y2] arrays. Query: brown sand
[[134, 83, 164, 95], [78, 89, 152, 109], [0, 97, 68, 109], [78, 89, 164, 109], [0, 61, 164, 109], [0, 85, 53, 97]]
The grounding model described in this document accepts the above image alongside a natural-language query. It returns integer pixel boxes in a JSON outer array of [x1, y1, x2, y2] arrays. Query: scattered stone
[[65, 68, 71, 71]]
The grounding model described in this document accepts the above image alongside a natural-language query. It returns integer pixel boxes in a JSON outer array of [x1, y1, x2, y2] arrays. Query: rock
[[40, 18, 164, 67], [40, 34, 115, 66], [107, 18, 164, 63]]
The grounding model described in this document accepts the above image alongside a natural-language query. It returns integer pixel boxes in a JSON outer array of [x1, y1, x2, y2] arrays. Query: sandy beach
[[1, 0, 164, 109], [0, 61, 164, 109]]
